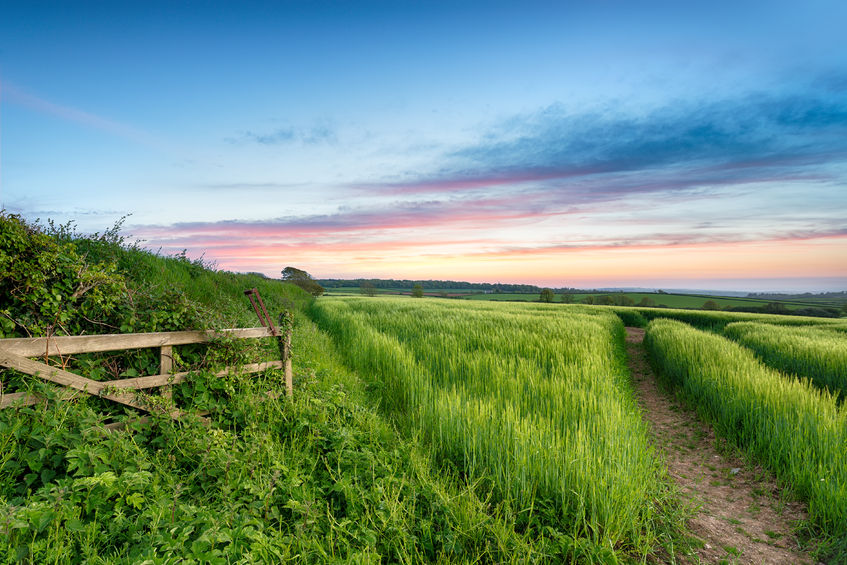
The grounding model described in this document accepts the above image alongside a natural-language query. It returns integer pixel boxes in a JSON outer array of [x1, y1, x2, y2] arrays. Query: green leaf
[[35, 510, 56, 533]]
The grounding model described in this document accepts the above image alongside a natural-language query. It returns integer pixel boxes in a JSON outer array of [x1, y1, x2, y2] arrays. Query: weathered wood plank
[[0, 351, 180, 417], [102, 360, 285, 391], [284, 326, 293, 397], [0, 327, 274, 357], [0, 388, 82, 408], [0, 360, 284, 409], [0, 351, 103, 391], [0, 392, 41, 408]]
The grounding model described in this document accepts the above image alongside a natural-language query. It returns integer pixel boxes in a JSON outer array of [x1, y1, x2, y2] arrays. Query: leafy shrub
[[0, 212, 125, 338]]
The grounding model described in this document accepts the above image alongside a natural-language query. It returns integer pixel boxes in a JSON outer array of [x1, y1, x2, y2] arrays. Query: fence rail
[[0, 327, 274, 357], [0, 324, 293, 421]]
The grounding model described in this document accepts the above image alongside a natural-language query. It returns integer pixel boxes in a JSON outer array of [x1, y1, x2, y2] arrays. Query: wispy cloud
[[226, 122, 337, 145], [130, 211, 847, 285], [2, 82, 159, 146], [361, 79, 847, 200], [129, 202, 847, 261], [194, 181, 313, 191]]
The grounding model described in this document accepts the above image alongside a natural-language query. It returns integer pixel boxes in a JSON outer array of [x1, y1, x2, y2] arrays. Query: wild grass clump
[[312, 297, 681, 562], [724, 321, 847, 401], [645, 319, 847, 545]]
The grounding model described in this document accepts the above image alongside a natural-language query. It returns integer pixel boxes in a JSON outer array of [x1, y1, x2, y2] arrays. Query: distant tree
[[638, 297, 657, 307], [613, 294, 635, 306], [582, 295, 595, 305], [762, 302, 789, 315], [412, 283, 424, 298], [540, 288, 555, 303], [439, 290, 449, 298], [360, 281, 377, 297], [560, 292, 574, 304], [702, 300, 721, 311], [596, 295, 615, 305], [281, 266, 325, 297], [794, 307, 839, 318]]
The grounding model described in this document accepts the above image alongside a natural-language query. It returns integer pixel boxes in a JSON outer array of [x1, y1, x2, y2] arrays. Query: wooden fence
[[0, 325, 293, 425]]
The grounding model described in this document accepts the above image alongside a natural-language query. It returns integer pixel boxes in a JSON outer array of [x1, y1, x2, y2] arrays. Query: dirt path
[[625, 327, 812, 564]]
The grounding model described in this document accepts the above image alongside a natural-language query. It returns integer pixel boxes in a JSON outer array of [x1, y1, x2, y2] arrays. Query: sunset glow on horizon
[[2, 1, 846, 292]]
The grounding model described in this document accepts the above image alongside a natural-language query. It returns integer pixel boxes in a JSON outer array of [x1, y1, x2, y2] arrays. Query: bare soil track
[[625, 327, 812, 565]]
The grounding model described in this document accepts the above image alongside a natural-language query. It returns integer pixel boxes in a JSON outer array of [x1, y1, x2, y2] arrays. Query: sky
[[2, 1, 846, 292]]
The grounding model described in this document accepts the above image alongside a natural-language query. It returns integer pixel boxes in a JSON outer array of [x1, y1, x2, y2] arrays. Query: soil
[[625, 327, 813, 565]]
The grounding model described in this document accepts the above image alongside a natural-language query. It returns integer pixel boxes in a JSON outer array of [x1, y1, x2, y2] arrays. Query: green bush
[[0, 212, 125, 338]]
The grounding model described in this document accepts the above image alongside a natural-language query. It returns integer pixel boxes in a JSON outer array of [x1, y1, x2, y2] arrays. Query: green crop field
[[724, 322, 847, 401], [645, 319, 847, 542], [311, 297, 678, 561]]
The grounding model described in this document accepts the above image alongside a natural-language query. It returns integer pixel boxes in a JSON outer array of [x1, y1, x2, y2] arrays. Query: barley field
[[724, 321, 847, 401], [312, 297, 676, 560], [645, 318, 847, 539]]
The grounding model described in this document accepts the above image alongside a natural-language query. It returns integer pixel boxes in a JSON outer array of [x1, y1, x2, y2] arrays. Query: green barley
[[724, 321, 847, 401], [312, 297, 675, 560], [645, 318, 847, 539]]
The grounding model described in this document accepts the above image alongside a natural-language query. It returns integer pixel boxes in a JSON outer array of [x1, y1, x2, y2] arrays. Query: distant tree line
[[723, 303, 843, 318], [747, 291, 847, 300], [318, 278, 578, 294]]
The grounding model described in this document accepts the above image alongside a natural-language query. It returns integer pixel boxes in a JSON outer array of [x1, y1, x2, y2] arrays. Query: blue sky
[[2, 1, 846, 291]]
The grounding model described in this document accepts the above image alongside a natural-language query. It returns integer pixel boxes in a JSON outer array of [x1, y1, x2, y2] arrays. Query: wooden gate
[[0, 325, 293, 425]]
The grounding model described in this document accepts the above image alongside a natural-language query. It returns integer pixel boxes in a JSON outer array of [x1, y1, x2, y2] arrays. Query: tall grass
[[607, 305, 842, 331], [312, 297, 677, 561], [724, 322, 847, 401], [645, 319, 847, 541]]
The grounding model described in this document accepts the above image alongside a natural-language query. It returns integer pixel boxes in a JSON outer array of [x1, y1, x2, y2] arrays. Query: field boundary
[[0, 324, 293, 421]]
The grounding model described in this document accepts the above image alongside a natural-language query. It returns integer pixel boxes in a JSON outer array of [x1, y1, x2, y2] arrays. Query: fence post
[[160, 345, 173, 399], [278, 311, 293, 397]]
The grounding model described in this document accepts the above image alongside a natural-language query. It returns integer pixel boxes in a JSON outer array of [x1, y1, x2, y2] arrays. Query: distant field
[[577, 292, 819, 310], [469, 291, 829, 310], [323, 287, 477, 296], [325, 287, 845, 318]]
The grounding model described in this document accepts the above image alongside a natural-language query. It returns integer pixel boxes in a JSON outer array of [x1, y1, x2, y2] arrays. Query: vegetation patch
[[0, 213, 546, 563], [645, 319, 847, 560], [311, 297, 687, 561], [724, 321, 847, 402]]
